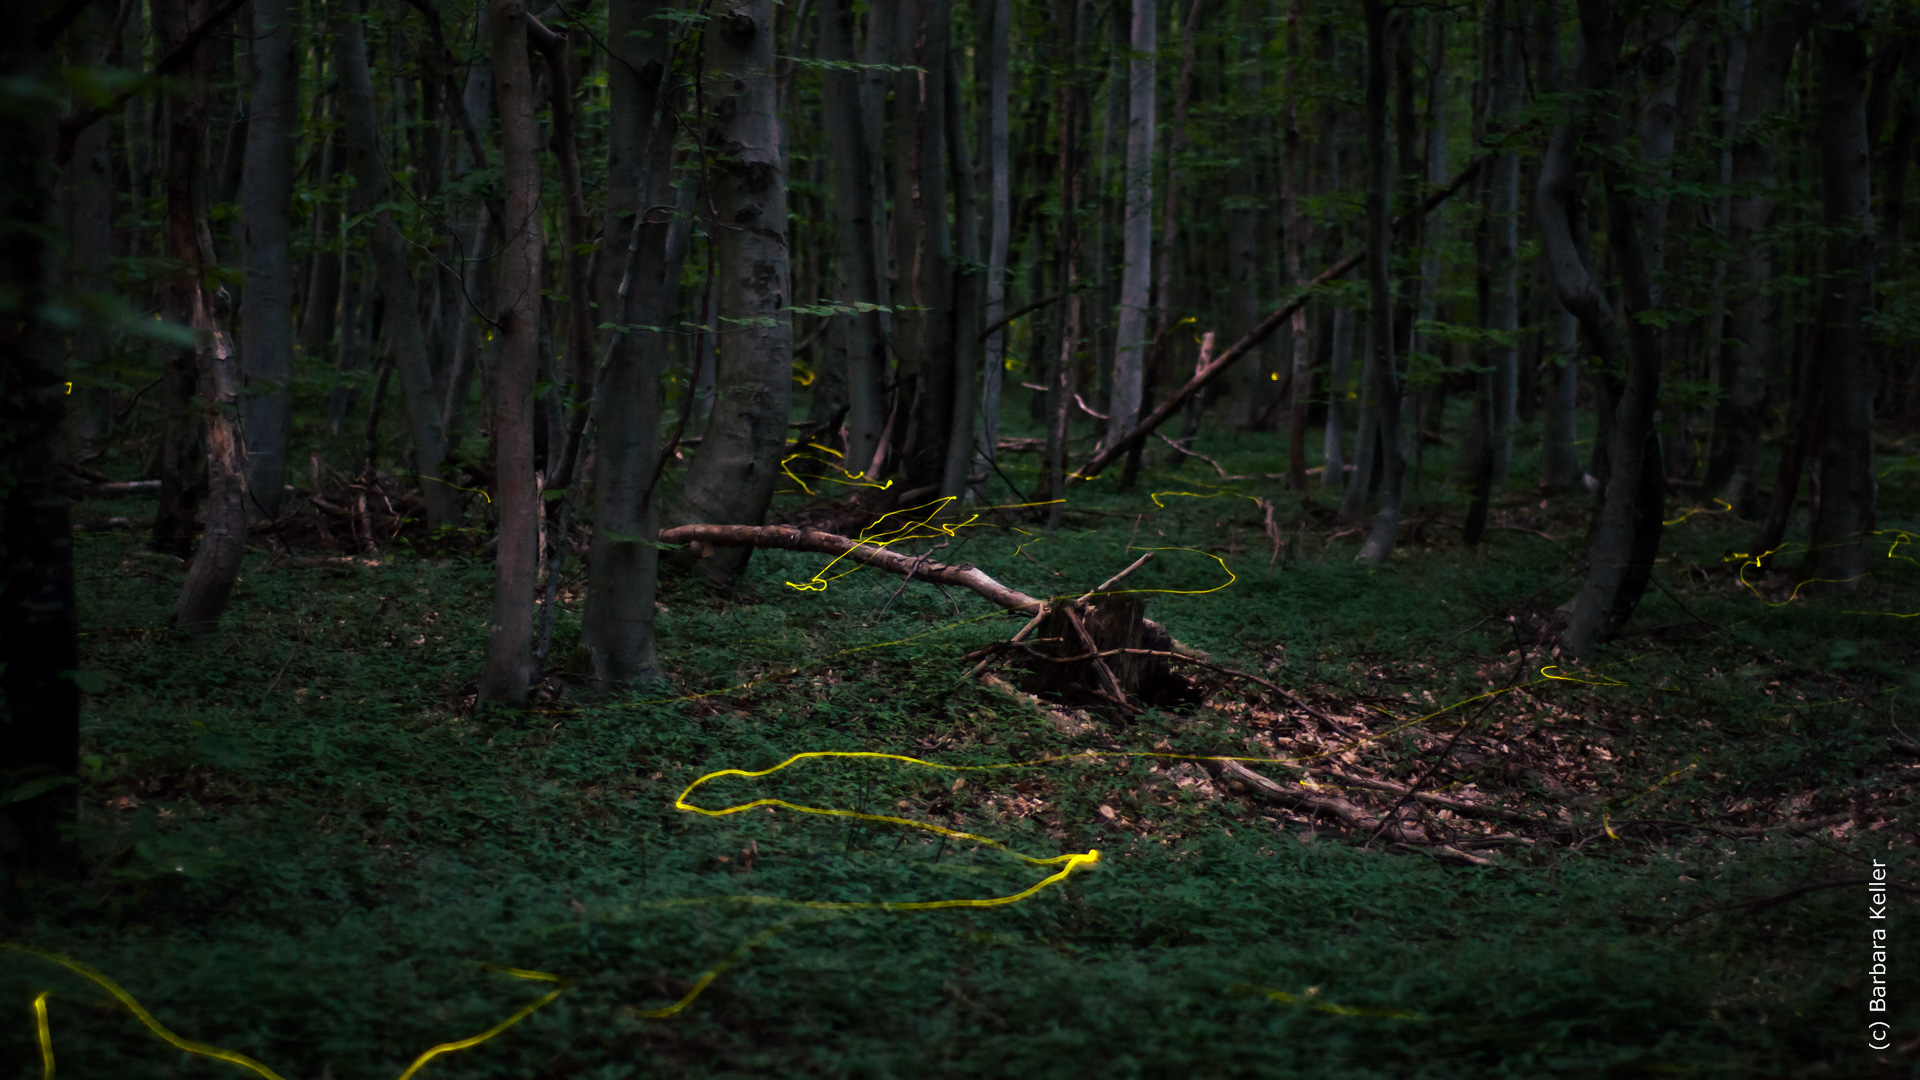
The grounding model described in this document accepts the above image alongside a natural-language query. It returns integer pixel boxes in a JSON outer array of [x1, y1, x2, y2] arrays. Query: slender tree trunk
[[334, 5, 461, 529], [977, 0, 1012, 493], [1324, 306, 1353, 483], [528, 16, 594, 493], [62, 1, 116, 450], [1549, 1, 1669, 653], [0, 0, 80, 876], [1488, 0, 1522, 485], [941, 49, 982, 504], [480, 0, 544, 705], [1705, 2, 1813, 515], [893, 0, 955, 487], [1127, 0, 1201, 486], [859, 0, 896, 429], [1808, 0, 1875, 589], [1283, 0, 1315, 491], [1040, 0, 1082, 531], [583, 0, 681, 688], [1539, 291, 1584, 487], [668, 0, 791, 586], [820, 0, 886, 476], [239, 0, 297, 521], [1355, 0, 1405, 563], [151, 0, 216, 559], [157, 0, 247, 632], [1107, 0, 1155, 451]]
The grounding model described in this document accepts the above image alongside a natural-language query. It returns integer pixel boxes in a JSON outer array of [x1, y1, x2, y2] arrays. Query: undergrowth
[[5, 419, 1917, 1079]]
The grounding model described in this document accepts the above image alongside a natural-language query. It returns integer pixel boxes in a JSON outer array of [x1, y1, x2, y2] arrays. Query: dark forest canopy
[[1, 0, 1917, 1071]]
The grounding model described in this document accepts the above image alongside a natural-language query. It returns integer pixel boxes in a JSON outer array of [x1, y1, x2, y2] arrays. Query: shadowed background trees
[[6, 0, 1915, 870]]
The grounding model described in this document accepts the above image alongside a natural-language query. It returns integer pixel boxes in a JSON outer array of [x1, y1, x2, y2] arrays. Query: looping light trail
[[2, 942, 568, 1080]]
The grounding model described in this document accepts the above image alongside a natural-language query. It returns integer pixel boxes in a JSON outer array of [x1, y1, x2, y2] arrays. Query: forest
[[1, 0, 1917, 1074]]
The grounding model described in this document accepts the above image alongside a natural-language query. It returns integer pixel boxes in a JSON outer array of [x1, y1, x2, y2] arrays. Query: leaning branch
[[1070, 155, 1486, 483]]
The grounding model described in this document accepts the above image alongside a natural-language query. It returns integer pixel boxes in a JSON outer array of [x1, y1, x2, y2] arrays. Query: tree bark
[[1807, 0, 1875, 590], [479, 0, 544, 705], [1283, 0, 1316, 492], [940, 49, 982, 505], [892, 0, 955, 488], [977, 0, 1013, 493], [61, 0, 116, 451], [1487, 0, 1522, 485], [239, 0, 297, 521], [819, 0, 887, 477], [1106, 0, 1155, 451], [582, 0, 682, 688], [667, 0, 791, 587], [1125, 0, 1202, 487], [1355, 0, 1406, 564], [334, 4, 461, 529], [0, 0, 80, 877], [1704, 2, 1813, 515], [157, 0, 247, 633], [527, 14, 594, 493], [1551, 2, 1669, 654]]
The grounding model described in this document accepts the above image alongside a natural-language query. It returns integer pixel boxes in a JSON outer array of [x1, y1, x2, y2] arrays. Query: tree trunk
[[1807, 0, 1875, 589], [0, 0, 80, 877], [479, 0, 544, 705], [667, 0, 791, 587], [239, 0, 297, 521], [151, 0, 216, 560], [1283, 0, 1311, 491], [892, 0, 955, 488], [1705, 1, 1813, 515], [1551, 1, 1669, 654], [1127, 0, 1202, 487], [819, 0, 886, 477], [158, 0, 247, 633], [1038, 0, 1082, 529], [1487, 1, 1522, 485], [1355, 0, 1406, 564], [1107, 0, 1155, 451], [334, 4, 461, 529], [941, 49, 982, 505], [528, 15, 595, 493], [62, 1, 116, 451], [582, 0, 681, 688], [977, 0, 1013, 493]]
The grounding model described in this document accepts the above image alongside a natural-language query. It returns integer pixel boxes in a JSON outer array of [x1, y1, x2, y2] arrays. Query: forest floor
[[7, 416, 1919, 1078]]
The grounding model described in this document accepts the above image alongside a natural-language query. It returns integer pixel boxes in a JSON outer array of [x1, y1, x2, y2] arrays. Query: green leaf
[[2, 774, 73, 805]]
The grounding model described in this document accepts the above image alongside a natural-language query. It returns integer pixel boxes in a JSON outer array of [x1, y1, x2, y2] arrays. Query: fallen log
[[656, 523, 1048, 614], [1071, 155, 1485, 484], [657, 523, 1184, 703]]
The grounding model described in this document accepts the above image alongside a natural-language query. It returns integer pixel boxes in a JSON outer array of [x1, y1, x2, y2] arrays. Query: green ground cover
[[5, 422, 1916, 1078]]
